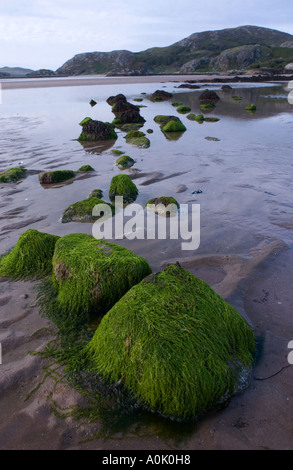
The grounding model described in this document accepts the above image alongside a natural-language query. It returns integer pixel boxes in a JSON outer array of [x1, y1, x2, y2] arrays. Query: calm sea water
[[0, 79, 292, 265]]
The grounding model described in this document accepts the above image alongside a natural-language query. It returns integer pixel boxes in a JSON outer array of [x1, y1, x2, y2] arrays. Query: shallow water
[[0, 77, 293, 446], [0, 79, 292, 262]]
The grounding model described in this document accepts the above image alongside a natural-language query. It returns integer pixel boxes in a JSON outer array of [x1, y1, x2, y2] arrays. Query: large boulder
[[109, 174, 138, 203], [0, 229, 60, 280], [52, 233, 152, 326], [86, 264, 255, 420]]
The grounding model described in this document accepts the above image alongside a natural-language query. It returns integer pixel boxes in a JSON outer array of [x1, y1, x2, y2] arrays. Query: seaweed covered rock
[[187, 113, 205, 123], [145, 196, 179, 217], [109, 174, 138, 203], [78, 120, 118, 142], [0, 167, 27, 183], [108, 94, 145, 126], [61, 197, 115, 223], [77, 165, 95, 172], [160, 116, 187, 133], [176, 105, 191, 114], [245, 104, 257, 112], [0, 229, 60, 280], [149, 90, 173, 102], [38, 170, 76, 184], [198, 90, 220, 106], [115, 155, 135, 170], [52, 233, 152, 325], [88, 189, 103, 199], [86, 264, 255, 420], [124, 130, 150, 148]]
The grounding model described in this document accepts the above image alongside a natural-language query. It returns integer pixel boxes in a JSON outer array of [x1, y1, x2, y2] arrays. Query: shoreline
[[1, 73, 293, 89]]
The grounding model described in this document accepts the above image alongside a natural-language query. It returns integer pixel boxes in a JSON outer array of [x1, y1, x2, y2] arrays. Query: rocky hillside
[[56, 25, 293, 76]]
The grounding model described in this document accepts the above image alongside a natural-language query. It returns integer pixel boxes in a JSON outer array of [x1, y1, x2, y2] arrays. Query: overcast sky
[[0, 0, 293, 71]]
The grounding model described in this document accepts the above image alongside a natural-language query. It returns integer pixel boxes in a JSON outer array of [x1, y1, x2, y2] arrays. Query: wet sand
[[1, 74, 239, 89], [0, 75, 293, 450]]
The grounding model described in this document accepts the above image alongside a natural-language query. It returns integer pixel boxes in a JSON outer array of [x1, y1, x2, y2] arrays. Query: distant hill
[[56, 25, 293, 76], [0, 66, 34, 77]]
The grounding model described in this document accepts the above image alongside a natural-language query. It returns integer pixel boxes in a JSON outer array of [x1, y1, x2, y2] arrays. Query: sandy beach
[[0, 74, 292, 450]]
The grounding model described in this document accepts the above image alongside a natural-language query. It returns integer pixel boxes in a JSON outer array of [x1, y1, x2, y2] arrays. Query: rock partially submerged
[[245, 104, 257, 112], [109, 174, 138, 203], [108, 94, 145, 126], [0, 167, 27, 183], [149, 90, 173, 102], [38, 170, 76, 184], [61, 197, 115, 223], [176, 105, 191, 114], [78, 119, 118, 142], [124, 130, 150, 148], [154, 115, 187, 133], [0, 229, 60, 280], [86, 264, 255, 420], [145, 196, 179, 217], [115, 155, 135, 169], [199, 90, 220, 107]]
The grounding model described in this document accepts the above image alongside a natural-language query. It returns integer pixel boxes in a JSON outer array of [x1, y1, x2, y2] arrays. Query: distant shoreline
[[1, 73, 293, 89]]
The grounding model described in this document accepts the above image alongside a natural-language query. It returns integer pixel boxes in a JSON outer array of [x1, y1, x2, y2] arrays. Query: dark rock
[[221, 85, 233, 91], [149, 90, 173, 102], [78, 120, 118, 141], [109, 94, 145, 125], [106, 94, 127, 106], [199, 90, 220, 105]]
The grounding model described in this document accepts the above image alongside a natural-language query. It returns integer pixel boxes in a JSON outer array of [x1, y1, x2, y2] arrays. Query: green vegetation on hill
[[56, 26, 293, 76]]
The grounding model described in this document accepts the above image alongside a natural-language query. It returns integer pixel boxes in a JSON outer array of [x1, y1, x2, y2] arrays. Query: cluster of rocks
[[0, 229, 256, 421], [107, 93, 145, 126]]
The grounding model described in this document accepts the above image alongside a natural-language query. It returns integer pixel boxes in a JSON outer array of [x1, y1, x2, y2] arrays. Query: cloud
[[0, 0, 292, 70]]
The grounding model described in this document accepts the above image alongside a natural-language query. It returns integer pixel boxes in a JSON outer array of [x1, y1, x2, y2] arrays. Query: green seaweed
[[61, 197, 114, 223], [88, 189, 103, 199], [124, 130, 150, 148], [161, 119, 186, 133], [115, 155, 135, 170], [79, 117, 93, 126], [176, 105, 191, 114], [204, 117, 220, 122], [109, 174, 138, 203], [0, 167, 27, 183], [77, 165, 95, 172], [245, 104, 257, 112], [153, 115, 170, 123], [51, 233, 152, 328], [86, 264, 255, 420], [145, 196, 179, 217], [38, 170, 76, 184], [199, 103, 215, 109], [0, 229, 60, 280], [186, 114, 204, 122], [111, 149, 125, 156]]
